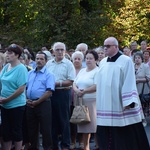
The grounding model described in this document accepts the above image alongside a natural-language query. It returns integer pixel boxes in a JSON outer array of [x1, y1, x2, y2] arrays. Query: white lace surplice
[[96, 55, 144, 127]]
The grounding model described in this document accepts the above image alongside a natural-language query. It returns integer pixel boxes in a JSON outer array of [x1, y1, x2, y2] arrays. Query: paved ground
[[38, 117, 150, 150], [145, 116, 150, 143]]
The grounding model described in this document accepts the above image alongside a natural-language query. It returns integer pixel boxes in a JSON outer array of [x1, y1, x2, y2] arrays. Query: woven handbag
[[70, 97, 91, 124]]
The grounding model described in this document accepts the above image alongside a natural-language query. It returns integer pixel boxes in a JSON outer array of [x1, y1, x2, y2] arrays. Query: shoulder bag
[[139, 81, 150, 103], [70, 96, 91, 124]]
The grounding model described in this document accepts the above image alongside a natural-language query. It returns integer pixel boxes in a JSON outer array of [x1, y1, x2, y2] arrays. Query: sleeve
[[121, 58, 140, 108], [26, 70, 32, 89], [67, 61, 76, 81], [46, 72, 55, 91], [145, 64, 150, 80], [94, 68, 99, 85], [17, 65, 28, 87]]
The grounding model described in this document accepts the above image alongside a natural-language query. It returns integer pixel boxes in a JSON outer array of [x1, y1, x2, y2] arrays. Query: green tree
[[1, 0, 149, 50], [103, 0, 150, 46], [0, 0, 109, 50]]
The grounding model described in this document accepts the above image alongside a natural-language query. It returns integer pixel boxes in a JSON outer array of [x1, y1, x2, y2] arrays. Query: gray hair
[[95, 46, 104, 53], [52, 42, 66, 51], [72, 51, 84, 61], [76, 43, 88, 51]]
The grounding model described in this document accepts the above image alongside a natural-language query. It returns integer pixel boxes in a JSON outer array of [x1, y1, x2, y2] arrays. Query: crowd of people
[[0, 37, 149, 150]]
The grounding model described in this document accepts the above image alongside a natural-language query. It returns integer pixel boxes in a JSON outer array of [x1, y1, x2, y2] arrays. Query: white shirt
[[74, 67, 98, 99]]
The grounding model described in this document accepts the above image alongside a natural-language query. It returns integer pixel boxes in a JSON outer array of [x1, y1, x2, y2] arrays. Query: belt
[[30, 98, 38, 101], [55, 87, 71, 91], [30, 98, 50, 101]]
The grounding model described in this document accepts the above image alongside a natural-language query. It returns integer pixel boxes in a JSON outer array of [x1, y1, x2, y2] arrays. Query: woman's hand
[[0, 97, 9, 104], [76, 89, 85, 97]]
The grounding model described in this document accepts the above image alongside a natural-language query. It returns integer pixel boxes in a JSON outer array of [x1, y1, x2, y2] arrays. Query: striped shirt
[[46, 57, 75, 88]]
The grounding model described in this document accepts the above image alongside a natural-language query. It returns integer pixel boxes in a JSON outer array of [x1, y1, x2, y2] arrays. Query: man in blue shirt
[[26, 51, 55, 150]]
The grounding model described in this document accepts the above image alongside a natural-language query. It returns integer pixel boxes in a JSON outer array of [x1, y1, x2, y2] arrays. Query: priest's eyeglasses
[[103, 45, 116, 48]]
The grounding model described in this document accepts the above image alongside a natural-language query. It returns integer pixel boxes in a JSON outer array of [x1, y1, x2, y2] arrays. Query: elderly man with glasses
[[46, 42, 75, 150]]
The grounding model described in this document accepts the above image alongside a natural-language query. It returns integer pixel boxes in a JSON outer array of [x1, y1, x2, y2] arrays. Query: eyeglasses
[[6, 51, 13, 55], [79, 49, 86, 52], [103, 45, 116, 48], [55, 49, 64, 52]]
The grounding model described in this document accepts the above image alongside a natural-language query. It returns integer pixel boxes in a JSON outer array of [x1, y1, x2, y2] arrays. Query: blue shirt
[[26, 66, 55, 100], [0, 63, 28, 109]]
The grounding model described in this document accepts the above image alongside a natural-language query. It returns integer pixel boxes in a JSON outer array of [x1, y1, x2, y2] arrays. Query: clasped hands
[[76, 89, 85, 97], [26, 99, 38, 108]]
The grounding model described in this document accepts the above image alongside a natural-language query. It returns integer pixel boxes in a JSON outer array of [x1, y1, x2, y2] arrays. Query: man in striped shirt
[[46, 42, 75, 150]]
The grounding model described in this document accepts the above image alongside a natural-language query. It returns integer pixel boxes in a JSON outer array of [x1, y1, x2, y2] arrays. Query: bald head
[[104, 37, 119, 57], [104, 37, 119, 46]]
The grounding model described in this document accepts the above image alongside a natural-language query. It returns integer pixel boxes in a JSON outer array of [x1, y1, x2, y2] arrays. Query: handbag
[[70, 96, 91, 124], [139, 81, 150, 103]]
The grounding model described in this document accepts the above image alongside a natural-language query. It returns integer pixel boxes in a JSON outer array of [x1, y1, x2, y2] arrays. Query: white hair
[[76, 43, 88, 51], [72, 51, 84, 61], [52, 42, 66, 51], [95, 46, 104, 53], [42, 50, 52, 60]]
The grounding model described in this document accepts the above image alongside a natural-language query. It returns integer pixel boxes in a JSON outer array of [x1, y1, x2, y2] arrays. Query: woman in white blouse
[[73, 50, 99, 150]]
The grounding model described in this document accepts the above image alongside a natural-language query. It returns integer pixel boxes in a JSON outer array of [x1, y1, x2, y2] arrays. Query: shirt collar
[[34, 65, 46, 73], [52, 57, 66, 63], [107, 51, 122, 62]]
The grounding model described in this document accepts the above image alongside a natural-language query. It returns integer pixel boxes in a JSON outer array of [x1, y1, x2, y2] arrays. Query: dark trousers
[[1, 106, 25, 142], [96, 122, 150, 150], [51, 89, 71, 149], [26, 100, 52, 150]]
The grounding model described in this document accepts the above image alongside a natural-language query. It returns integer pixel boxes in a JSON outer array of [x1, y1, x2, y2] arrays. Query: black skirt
[[96, 122, 150, 150]]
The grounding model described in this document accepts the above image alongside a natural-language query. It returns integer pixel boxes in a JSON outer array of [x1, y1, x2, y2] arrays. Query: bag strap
[[145, 77, 150, 92], [141, 77, 150, 94], [141, 83, 145, 95], [74, 93, 78, 106], [74, 95, 83, 106], [78, 96, 83, 106]]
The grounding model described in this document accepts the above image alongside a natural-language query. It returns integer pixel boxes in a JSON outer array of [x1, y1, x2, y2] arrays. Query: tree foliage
[[0, 0, 108, 50], [103, 0, 150, 46], [0, 0, 150, 50]]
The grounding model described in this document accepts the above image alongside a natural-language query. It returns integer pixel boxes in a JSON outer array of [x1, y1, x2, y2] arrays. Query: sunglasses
[[103, 45, 116, 48], [9, 44, 17, 48]]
